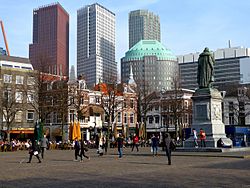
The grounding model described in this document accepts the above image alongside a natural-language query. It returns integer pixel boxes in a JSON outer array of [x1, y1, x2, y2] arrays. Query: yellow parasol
[[77, 121, 81, 140], [69, 122, 73, 141], [72, 121, 77, 140]]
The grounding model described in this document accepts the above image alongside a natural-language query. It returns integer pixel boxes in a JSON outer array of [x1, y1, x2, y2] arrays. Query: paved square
[[0, 148, 250, 188]]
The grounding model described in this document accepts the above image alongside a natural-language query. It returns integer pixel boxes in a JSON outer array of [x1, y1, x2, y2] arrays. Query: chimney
[[228, 40, 231, 48]]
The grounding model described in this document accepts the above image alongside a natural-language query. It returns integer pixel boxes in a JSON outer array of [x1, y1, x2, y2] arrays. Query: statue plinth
[[184, 88, 232, 147]]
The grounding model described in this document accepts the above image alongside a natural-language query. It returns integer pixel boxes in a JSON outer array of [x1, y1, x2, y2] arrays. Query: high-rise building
[[178, 46, 250, 90], [121, 40, 178, 94], [29, 3, 69, 76], [129, 10, 161, 49], [77, 3, 117, 88]]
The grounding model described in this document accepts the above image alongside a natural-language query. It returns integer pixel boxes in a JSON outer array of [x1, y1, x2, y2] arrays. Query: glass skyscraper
[[129, 10, 161, 49], [77, 3, 117, 88]]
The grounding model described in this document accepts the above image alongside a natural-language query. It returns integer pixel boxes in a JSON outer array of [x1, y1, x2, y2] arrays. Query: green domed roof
[[124, 40, 177, 61]]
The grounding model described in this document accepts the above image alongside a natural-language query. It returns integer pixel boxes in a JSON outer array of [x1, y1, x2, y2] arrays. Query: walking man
[[192, 128, 198, 148], [164, 133, 173, 165], [116, 133, 124, 158], [40, 134, 48, 159], [151, 134, 159, 156]]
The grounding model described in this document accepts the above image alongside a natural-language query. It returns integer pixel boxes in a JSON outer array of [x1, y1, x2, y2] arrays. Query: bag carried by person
[[170, 140, 176, 151]]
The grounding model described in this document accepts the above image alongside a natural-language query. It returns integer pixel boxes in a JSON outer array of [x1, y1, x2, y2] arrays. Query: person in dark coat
[[151, 134, 159, 156], [116, 134, 124, 158], [79, 139, 90, 162], [164, 133, 172, 165], [27, 140, 41, 163], [74, 138, 80, 161]]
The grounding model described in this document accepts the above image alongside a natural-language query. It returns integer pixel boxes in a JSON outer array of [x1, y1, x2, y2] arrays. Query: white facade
[[77, 3, 117, 88]]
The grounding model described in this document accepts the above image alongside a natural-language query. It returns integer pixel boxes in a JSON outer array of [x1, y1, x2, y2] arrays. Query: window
[[124, 113, 127, 124], [27, 92, 34, 103], [229, 113, 234, 125], [15, 92, 23, 103], [16, 75, 24, 84], [47, 83, 52, 90], [90, 97, 95, 104], [117, 112, 121, 122], [149, 116, 153, 124], [69, 96, 74, 104], [130, 99, 134, 108], [155, 105, 159, 111], [4, 74, 12, 83], [3, 90, 11, 102], [80, 97, 84, 105], [27, 110, 34, 121], [229, 102, 234, 112], [155, 116, 159, 123], [15, 111, 22, 122], [123, 100, 127, 108], [96, 97, 100, 104], [70, 110, 75, 122], [27, 77, 35, 85], [53, 112, 57, 123], [2, 110, 7, 122], [130, 113, 134, 123]]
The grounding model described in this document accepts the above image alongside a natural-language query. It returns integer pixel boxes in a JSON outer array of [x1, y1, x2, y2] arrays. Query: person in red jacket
[[131, 134, 139, 152], [199, 128, 206, 147]]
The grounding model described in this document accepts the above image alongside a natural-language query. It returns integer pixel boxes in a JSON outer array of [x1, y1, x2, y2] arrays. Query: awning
[[10, 130, 34, 134]]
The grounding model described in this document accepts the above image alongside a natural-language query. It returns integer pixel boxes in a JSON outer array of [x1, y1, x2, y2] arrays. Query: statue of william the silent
[[197, 47, 215, 88]]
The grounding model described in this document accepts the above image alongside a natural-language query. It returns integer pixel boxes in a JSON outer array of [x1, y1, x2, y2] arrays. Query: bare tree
[[94, 78, 124, 149], [160, 77, 193, 139], [136, 79, 155, 138], [2, 84, 24, 141]]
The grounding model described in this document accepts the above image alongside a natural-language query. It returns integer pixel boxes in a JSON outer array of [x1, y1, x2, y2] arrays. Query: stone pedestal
[[184, 88, 232, 148]]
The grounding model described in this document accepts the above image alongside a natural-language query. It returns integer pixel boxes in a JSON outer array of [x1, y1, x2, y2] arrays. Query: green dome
[[124, 40, 177, 61]]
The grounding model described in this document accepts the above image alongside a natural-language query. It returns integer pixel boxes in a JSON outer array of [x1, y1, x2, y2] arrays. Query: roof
[[93, 83, 123, 96], [123, 40, 177, 61]]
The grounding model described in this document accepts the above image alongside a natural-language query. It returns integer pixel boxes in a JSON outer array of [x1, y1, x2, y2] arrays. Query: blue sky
[[1, 0, 250, 70]]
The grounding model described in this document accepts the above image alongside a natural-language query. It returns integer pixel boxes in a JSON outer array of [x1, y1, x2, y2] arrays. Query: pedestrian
[[131, 133, 139, 152], [40, 134, 49, 159], [27, 140, 41, 163], [116, 133, 124, 158], [199, 128, 206, 147], [164, 133, 174, 165], [151, 134, 159, 156], [192, 128, 198, 148], [102, 136, 107, 154], [79, 139, 90, 162], [74, 138, 80, 161]]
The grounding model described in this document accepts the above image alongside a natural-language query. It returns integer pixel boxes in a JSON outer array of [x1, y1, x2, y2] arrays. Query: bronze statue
[[197, 47, 215, 88]]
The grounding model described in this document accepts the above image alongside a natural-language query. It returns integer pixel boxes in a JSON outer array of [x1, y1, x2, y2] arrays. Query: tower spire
[[128, 64, 136, 85]]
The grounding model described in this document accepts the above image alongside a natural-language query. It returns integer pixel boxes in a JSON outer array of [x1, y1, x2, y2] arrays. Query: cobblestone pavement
[[0, 147, 250, 188]]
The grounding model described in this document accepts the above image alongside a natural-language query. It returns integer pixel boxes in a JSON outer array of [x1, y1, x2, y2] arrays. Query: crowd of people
[[0, 139, 32, 152], [3, 128, 239, 166]]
